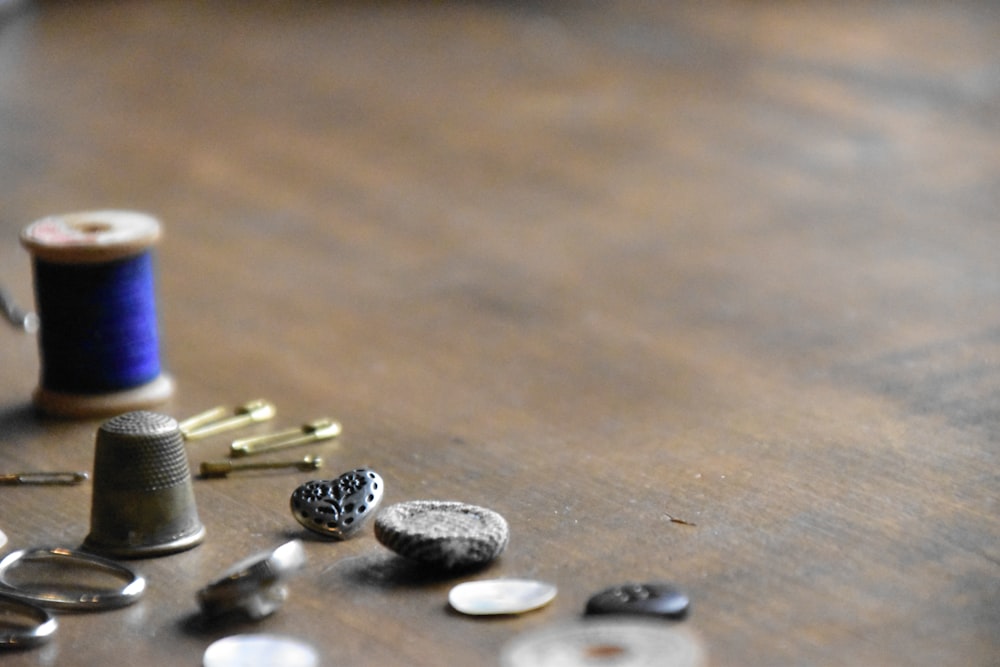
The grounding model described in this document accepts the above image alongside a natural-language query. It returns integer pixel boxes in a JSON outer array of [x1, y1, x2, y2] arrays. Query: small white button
[[449, 578, 557, 616], [203, 634, 319, 667]]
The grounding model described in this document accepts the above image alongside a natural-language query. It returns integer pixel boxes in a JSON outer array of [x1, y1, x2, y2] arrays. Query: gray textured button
[[290, 468, 383, 539], [374, 500, 509, 570], [585, 582, 690, 619]]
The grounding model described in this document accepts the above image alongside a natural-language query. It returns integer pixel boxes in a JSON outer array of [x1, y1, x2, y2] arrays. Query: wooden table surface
[[1, 2, 998, 665]]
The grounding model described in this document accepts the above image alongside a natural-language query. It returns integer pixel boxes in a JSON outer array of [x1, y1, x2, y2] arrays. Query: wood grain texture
[[0, 2, 998, 665]]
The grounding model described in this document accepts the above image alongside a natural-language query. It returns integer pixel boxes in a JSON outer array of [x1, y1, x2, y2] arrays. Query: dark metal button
[[290, 468, 383, 539], [585, 582, 690, 619], [197, 540, 306, 621]]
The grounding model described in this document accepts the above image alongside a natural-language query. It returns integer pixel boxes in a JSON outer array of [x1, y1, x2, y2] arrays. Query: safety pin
[[180, 400, 277, 440], [230, 419, 341, 457], [0, 471, 89, 486], [199, 455, 323, 478]]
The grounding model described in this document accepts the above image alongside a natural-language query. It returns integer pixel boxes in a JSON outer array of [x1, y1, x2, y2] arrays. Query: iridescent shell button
[[585, 582, 690, 619], [449, 579, 557, 616], [290, 468, 383, 539]]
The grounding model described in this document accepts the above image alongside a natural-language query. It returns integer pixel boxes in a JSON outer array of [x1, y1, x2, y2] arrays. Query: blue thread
[[33, 252, 163, 394]]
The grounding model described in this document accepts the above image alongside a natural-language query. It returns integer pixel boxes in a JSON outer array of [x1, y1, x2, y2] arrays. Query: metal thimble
[[84, 410, 205, 558]]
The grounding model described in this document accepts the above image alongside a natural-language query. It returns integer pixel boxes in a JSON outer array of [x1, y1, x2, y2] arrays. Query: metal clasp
[[180, 400, 277, 440], [199, 455, 323, 478], [230, 419, 341, 457]]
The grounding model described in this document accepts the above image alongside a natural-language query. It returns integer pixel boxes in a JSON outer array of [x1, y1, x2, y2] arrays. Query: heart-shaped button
[[290, 468, 383, 539]]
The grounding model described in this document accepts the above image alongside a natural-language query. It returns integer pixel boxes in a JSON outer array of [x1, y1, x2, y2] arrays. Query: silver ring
[[197, 540, 306, 620], [0, 594, 57, 649], [0, 547, 145, 611]]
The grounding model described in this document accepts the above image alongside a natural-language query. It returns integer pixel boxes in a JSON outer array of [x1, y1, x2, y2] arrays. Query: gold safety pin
[[200, 455, 323, 478], [180, 399, 277, 440], [230, 419, 341, 457], [0, 471, 89, 486]]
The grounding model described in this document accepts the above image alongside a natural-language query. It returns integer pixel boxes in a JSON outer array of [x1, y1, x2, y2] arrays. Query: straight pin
[[230, 419, 341, 457], [0, 286, 39, 333], [0, 471, 89, 486], [200, 455, 323, 478], [180, 399, 277, 440]]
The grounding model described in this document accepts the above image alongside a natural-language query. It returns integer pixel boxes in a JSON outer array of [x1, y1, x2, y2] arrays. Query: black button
[[584, 582, 690, 619]]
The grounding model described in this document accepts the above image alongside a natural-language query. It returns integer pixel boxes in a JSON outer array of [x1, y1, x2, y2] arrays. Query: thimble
[[84, 410, 205, 558]]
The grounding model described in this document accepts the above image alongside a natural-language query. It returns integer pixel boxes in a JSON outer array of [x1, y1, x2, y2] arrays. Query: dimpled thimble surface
[[84, 410, 205, 557]]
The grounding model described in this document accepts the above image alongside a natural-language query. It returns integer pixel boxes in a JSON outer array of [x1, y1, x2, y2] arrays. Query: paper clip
[[230, 419, 341, 457], [0, 471, 88, 486], [180, 400, 277, 440]]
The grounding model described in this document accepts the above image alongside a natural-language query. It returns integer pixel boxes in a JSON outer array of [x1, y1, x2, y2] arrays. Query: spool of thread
[[20, 210, 174, 418]]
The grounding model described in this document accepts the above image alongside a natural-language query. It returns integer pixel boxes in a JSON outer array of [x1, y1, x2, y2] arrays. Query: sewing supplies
[[0, 471, 88, 485], [448, 579, 557, 616], [500, 620, 707, 667], [0, 547, 145, 611], [0, 596, 57, 649], [182, 402, 339, 480], [5, 215, 682, 659], [290, 468, 383, 539], [84, 410, 205, 557], [19, 210, 174, 417], [585, 582, 690, 620], [203, 634, 320, 667], [200, 455, 323, 479], [180, 400, 277, 440], [374, 500, 510, 570], [197, 540, 306, 621], [230, 418, 341, 457]]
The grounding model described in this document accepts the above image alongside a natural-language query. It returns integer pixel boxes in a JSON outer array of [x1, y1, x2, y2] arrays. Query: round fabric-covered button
[[374, 500, 509, 570], [585, 582, 690, 619]]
